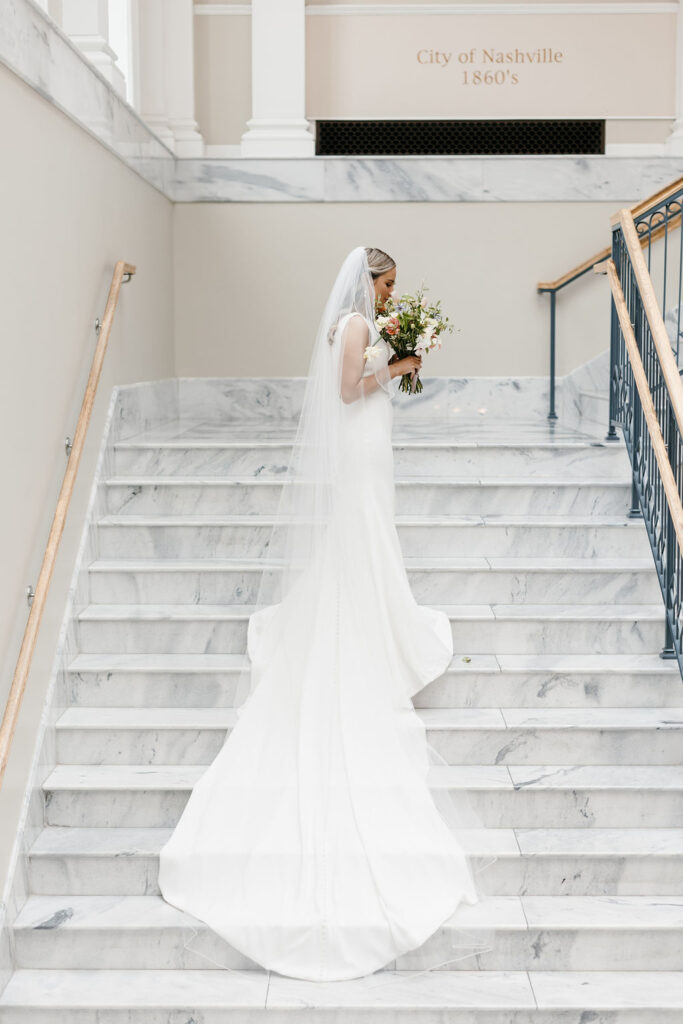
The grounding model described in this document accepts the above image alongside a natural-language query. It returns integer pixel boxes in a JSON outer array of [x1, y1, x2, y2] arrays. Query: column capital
[[137, 0, 204, 156]]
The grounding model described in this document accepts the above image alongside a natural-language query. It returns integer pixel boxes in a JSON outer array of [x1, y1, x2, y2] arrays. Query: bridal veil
[[158, 246, 497, 982]]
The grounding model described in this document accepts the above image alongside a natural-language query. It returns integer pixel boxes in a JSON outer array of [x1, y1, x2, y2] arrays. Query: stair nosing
[[41, 763, 683, 792]]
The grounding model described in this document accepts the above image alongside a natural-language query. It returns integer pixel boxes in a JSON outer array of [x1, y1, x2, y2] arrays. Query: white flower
[[420, 296, 427, 308], [363, 342, 383, 361]]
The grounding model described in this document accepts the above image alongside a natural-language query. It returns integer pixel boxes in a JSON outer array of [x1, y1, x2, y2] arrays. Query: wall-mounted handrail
[[537, 175, 683, 421], [0, 260, 136, 790], [537, 244, 612, 294], [599, 200, 683, 671]]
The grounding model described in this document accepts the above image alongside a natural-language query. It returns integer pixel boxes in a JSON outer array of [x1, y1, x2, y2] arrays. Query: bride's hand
[[392, 354, 422, 376]]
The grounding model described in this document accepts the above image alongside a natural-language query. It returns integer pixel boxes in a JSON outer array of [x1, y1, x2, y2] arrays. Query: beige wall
[[606, 119, 674, 144], [173, 199, 620, 380], [0, 62, 174, 884], [192, 7, 675, 145]]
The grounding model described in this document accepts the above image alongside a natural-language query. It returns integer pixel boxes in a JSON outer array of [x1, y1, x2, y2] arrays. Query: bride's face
[[374, 267, 397, 312]]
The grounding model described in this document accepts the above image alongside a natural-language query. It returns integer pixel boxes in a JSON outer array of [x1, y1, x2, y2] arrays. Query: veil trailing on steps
[[233, 245, 403, 714], [159, 246, 498, 982]]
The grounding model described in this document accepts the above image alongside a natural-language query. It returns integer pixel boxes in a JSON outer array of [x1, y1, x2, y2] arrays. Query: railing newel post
[[548, 290, 558, 421]]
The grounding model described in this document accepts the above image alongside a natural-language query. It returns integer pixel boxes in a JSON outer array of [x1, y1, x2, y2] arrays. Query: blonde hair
[[327, 247, 396, 344], [364, 247, 396, 280]]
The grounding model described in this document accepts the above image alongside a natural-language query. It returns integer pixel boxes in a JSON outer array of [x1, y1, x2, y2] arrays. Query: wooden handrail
[[538, 175, 683, 292], [612, 174, 683, 225], [537, 244, 611, 293], [0, 260, 136, 789], [597, 255, 683, 554], [617, 207, 683, 441]]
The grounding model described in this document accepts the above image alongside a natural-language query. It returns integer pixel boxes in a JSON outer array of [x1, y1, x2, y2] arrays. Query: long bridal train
[[157, 258, 496, 981], [158, 584, 492, 980]]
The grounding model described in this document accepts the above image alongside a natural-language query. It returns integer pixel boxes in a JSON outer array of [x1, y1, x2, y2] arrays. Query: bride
[[158, 246, 495, 982]]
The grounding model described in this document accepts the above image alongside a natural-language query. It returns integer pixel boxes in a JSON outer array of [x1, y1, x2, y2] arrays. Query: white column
[[241, 0, 315, 157], [136, 0, 173, 145], [136, 0, 203, 156], [666, 0, 683, 153], [164, 0, 204, 156], [61, 0, 126, 97]]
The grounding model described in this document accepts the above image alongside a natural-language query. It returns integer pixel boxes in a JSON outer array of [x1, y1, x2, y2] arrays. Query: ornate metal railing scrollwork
[[598, 203, 683, 672]]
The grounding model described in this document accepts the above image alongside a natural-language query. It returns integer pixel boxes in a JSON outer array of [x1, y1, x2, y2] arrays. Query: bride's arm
[[339, 315, 401, 404], [339, 315, 381, 403]]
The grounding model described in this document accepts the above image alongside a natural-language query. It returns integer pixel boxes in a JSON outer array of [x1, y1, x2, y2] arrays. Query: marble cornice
[[3, 0, 683, 204], [173, 155, 683, 202], [1, 0, 175, 197]]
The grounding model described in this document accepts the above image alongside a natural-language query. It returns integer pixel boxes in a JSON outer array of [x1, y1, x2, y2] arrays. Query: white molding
[[194, 2, 677, 14], [194, 4, 252, 12], [605, 141, 669, 154], [306, 2, 678, 11], [203, 142, 243, 156]]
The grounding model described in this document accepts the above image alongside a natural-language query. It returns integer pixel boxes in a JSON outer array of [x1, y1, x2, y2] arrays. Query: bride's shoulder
[[347, 312, 376, 332], [338, 311, 371, 333]]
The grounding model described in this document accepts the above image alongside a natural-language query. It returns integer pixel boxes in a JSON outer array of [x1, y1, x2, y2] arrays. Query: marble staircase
[[2, 410, 683, 1021]]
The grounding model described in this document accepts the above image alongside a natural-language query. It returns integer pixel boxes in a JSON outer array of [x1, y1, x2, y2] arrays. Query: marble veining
[[3, 374, 683, 1014], [175, 154, 683, 203], [4, 3, 683, 205], [0, 0, 174, 198]]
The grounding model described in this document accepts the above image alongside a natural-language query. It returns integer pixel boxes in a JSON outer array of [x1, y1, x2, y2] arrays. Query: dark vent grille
[[315, 119, 605, 156]]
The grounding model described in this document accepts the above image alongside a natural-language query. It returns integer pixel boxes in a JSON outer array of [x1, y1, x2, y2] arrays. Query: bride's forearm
[[341, 374, 383, 403], [341, 364, 402, 404]]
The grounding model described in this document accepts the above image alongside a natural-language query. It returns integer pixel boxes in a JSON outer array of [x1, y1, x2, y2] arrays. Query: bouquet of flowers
[[373, 284, 453, 394]]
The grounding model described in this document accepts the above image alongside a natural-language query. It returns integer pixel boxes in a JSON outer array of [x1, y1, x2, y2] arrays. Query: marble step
[[41, 764, 683, 829], [66, 652, 683, 709], [579, 389, 610, 431], [53, 706, 683, 766], [87, 555, 662, 606], [11, 892, 683, 971], [95, 513, 652, 559], [112, 436, 632, 480], [28, 825, 683, 898], [3, 968, 683, 1024], [104, 475, 632, 516], [75, 602, 664, 656]]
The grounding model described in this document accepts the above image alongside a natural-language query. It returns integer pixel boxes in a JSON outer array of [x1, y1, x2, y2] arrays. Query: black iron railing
[[632, 194, 683, 365], [603, 203, 683, 672], [538, 176, 683, 422], [537, 252, 608, 420]]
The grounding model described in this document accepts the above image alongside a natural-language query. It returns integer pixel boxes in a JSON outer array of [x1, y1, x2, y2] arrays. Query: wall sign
[[306, 14, 675, 119]]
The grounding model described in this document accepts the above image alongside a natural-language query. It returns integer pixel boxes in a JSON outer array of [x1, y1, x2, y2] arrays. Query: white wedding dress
[[158, 309, 487, 981]]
